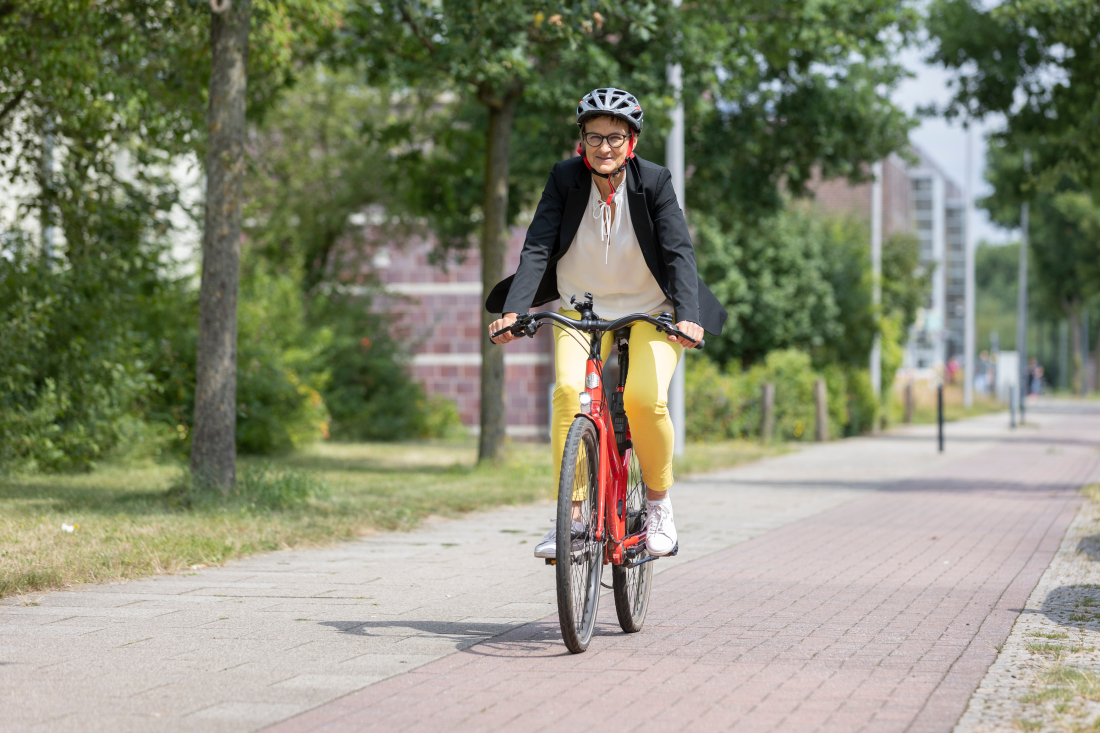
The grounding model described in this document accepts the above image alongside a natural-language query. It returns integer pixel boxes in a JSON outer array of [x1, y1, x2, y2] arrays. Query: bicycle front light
[[578, 392, 592, 414]]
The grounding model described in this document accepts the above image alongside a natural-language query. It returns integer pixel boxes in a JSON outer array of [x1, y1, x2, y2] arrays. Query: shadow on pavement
[[1021, 583, 1100, 628], [319, 619, 519, 648]]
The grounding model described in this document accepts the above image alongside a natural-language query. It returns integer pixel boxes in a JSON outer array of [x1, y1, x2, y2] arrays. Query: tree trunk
[[477, 84, 520, 464], [191, 0, 251, 491]]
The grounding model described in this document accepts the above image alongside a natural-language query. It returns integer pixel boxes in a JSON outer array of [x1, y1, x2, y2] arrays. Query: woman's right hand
[[489, 313, 520, 344]]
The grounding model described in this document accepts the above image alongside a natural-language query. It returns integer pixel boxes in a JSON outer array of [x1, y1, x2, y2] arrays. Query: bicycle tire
[[612, 447, 652, 632], [556, 417, 605, 654]]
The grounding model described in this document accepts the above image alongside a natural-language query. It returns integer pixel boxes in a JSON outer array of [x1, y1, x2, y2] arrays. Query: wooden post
[[814, 379, 828, 442], [904, 382, 914, 424], [760, 383, 775, 444], [937, 383, 945, 452]]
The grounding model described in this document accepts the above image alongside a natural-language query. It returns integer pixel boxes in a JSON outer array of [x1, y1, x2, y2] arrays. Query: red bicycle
[[494, 294, 703, 653]]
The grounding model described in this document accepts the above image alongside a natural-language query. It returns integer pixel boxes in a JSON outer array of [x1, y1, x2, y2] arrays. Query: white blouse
[[556, 183, 672, 321]]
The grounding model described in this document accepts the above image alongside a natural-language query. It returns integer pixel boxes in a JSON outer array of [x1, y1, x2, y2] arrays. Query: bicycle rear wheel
[[613, 447, 653, 632], [556, 417, 605, 654]]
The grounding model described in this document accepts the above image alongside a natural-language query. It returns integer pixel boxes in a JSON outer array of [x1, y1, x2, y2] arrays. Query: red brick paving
[[265, 415, 1100, 733]]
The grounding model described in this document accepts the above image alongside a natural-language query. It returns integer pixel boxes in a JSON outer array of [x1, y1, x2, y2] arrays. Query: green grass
[[0, 438, 783, 598]]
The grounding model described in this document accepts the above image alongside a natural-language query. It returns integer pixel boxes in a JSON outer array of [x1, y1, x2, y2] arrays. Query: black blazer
[[484, 155, 728, 335]]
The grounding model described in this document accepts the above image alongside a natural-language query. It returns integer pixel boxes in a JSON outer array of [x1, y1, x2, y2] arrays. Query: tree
[[981, 141, 1100, 390], [190, 0, 252, 490], [344, 0, 652, 463], [926, 0, 1100, 198]]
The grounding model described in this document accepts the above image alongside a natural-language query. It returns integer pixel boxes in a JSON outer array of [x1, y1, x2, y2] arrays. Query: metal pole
[[1016, 149, 1030, 423], [666, 3, 686, 458], [870, 161, 883, 413], [963, 130, 976, 408]]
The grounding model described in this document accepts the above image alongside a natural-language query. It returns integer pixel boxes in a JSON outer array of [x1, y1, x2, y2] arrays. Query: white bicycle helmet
[[576, 88, 644, 133]]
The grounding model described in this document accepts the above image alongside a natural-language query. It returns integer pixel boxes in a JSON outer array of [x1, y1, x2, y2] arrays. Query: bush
[[0, 227, 161, 472], [685, 349, 880, 442], [313, 289, 463, 441], [745, 349, 819, 441], [685, 355, 749, 441], [144, 259, 332, 457]]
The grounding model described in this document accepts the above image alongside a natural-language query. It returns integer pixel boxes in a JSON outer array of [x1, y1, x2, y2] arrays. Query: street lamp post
[[870, 161, 883, 417], [666, 0, 686, 457], [963, 131, 976, 409], [1016, 150, 1030, 422]]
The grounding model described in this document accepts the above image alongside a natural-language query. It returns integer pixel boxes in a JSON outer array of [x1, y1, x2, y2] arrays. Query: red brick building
[[371, 229, 556, 439]]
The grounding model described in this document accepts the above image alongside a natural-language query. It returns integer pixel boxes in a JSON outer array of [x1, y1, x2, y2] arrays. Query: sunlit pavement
[[2, 401, 1097, 732]]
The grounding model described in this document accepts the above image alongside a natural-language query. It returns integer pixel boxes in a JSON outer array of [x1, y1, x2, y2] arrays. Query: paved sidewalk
[[1, 404, 1096, 732], [265, 404, 1100, 733]]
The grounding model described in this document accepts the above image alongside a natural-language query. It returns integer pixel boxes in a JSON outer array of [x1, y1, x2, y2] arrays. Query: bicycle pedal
[[545, 558, 556, 565], [668, 541, 679, 557]]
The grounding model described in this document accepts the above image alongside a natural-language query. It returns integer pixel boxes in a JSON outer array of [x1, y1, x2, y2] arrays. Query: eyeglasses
[[583, 132, 630, 149]]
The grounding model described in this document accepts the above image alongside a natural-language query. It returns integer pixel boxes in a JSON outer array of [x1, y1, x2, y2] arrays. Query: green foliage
[[686, 349, 878, 442], [171, 462, 330, 510], [1, 1, 342, 265], [746, 350, 819, 442], [982, 141, 1100, 322], [696, 205, 927, 371], [345, 0, 917, 257], [312, 290, 463, 441], [694, 208, 842, 366], [243, 65, 399, 290], [239, 68, 464, 443], [684, 356, 750, 442], [0, 215, 167, 472], [927, 0, 1100, 198], [143, 259, 331, 457]]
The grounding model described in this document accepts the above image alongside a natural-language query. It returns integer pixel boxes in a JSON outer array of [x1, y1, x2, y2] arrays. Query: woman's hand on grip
[[669, 320, 703, 348], [489, 313, 520, 344]]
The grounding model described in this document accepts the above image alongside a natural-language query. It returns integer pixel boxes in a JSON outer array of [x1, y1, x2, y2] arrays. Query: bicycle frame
[[577, 329, 649, 567]]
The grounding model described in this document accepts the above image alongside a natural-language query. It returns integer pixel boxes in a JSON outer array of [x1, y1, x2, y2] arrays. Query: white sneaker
[[533, 520, 585, 559], [645, 499, 677, 556]]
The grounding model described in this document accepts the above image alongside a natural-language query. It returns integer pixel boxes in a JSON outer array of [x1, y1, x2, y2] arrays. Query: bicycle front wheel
[[556, 417, 605, 654], [612, 446, 653, 632]]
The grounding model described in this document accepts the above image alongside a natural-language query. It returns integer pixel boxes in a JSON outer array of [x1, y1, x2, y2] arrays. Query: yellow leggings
[[552, 309, 683, 495]]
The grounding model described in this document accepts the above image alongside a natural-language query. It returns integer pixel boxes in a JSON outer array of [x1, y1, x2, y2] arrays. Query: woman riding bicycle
[[486, 87, 727, 560]]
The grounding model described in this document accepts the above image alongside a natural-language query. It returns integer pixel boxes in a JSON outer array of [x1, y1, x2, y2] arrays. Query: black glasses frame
[[582, 132, 631, 149]]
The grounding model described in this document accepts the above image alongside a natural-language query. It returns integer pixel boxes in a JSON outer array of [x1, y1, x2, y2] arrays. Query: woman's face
[[582, 116, 636, 177]]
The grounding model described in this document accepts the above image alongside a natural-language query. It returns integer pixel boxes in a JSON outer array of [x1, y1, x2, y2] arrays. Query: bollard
[[814, 379, 828, 442], [1009, 385, 1017, 429], [904, 381, 914, 424], [937, 383, 944, 453], [760, 383, 775, 444]]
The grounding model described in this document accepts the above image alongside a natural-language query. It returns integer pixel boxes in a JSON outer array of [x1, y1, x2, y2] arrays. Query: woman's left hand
[[669, 321, 704, 348]]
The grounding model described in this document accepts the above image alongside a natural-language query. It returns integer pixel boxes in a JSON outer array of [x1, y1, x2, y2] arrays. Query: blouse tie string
[[593, 190, 614, 264]]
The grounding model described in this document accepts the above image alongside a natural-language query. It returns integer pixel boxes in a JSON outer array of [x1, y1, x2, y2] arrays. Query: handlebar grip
[[491, 327, 513, 339]]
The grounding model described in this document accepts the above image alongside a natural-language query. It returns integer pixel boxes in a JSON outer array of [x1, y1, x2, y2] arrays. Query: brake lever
[[491, 316, 534, 341]]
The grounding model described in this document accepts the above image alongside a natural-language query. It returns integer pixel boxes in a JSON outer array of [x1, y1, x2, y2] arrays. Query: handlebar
[[491, 311, 705, 350]]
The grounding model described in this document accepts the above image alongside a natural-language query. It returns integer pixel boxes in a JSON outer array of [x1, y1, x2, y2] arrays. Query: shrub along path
[[2, 404, 1094, 732]]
